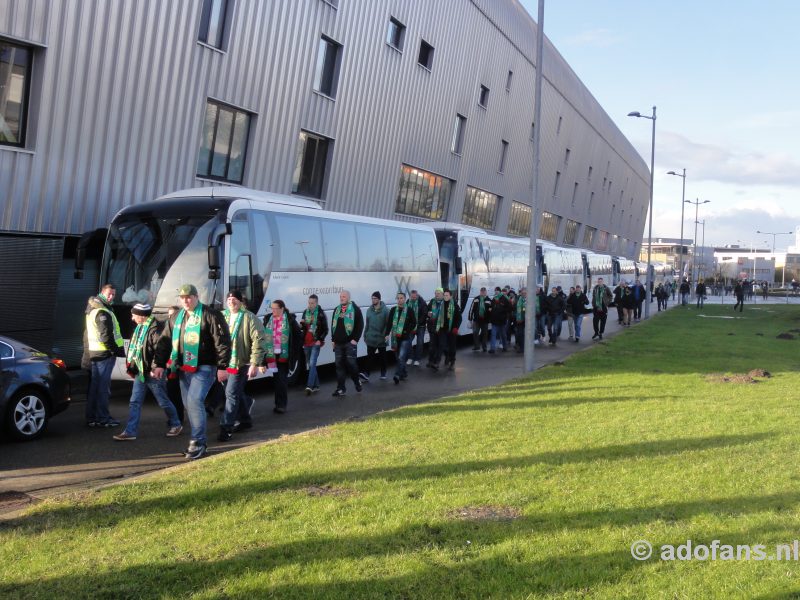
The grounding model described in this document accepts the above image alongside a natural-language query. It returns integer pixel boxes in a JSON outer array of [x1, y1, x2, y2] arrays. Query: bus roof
[[156, 187, 323, 210]]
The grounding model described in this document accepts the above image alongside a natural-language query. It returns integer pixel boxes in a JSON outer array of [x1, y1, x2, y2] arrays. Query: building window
[[588, 191, 594, 213], [418, 39, 434, 70], [0, 40, 32, 147], [498, 140, 509, 173], [552, 171, 561, 199], [596, 230, 610, 252], [571, 182, 578, 208], [292, 130, 332, 199], [557, 116, 563, 135], [395, 164, 451, 220], [463, 186, 500, 230], [587, 165, 593, 181], [583, 225, 596, 248], [198, 0, 230, 49], [386, 17, 406, 51], [507, 201, 532, 237], [478, 84, 489, 108], [506, 70, 513, 91], [564, 148, 570, 165], [564, 219, 580, 246], [451, 113, 466, 154], [196, 100, 251, 184], [539, 211, 561, 242], [313, 35, 342, 98]]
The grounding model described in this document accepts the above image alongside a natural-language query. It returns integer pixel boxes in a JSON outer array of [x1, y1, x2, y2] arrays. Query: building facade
[[0, 0, 650, 358]]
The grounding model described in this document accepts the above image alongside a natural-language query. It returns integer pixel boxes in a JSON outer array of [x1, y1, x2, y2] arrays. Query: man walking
[[385, 292, 417, 384], [84, 283, 124, 428], [361, 291, 389, 381], [733, 280, 745, 312], [591, 277, 613, 340], [489, 287, 511, 353], [331, 290, 364, 396], [407, 289, 428, 366], [695, 280, 707, 309], [300, 294, 328, 395], [218, 290, 265, 442], [566, 285, 589, 342], [153, 284, 231, 460], [679, 279, 690, 306], [631, 279, 645, 321], [544, 287, 566, 346], [433, 289, 462, 370], [114, 303, 183, 441], [514, 287, 527, 351], [426, 288, 444, 367], [469, 287, 492, 352]]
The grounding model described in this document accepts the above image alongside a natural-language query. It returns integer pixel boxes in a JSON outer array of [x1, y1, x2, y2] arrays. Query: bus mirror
[[207, 222, 232, 277], [455, 257, 463, 274]]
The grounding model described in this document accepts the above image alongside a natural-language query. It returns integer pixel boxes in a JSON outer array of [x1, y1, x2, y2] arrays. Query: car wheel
[[7, 389, 50, 441]]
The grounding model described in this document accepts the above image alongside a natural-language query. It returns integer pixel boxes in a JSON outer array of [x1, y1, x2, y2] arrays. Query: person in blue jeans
[[300, 294, 329, 394], [489, 287, 511, 353], [385, 292, 417, 383], [84, 284, 125, 427], [153, 284, 231, 460], [114, 303, 182, 441]]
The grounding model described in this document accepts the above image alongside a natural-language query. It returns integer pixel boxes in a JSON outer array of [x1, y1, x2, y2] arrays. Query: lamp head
[[627, 111, 642, 118], [667, 170, 676, 175]]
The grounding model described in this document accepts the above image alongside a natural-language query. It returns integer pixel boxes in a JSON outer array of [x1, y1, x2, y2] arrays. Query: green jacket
[[228, 309, 266, 367], [364, 301, 389, 347]]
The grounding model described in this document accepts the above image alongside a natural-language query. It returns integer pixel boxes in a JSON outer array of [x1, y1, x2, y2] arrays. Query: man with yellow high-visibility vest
[[84, 283, 125, 427]]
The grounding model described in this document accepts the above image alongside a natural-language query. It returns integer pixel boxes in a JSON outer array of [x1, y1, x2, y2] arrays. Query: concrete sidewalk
[[0, 300, 677, 516]]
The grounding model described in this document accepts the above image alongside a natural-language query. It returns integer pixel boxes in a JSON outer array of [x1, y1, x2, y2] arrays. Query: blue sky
[[519, 0, 800, 250]]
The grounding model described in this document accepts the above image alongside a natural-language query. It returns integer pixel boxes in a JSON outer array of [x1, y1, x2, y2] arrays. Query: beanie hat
[[131, 303, 153, 317], [227, 290, 243, 301], [371, 291, 381, 299]]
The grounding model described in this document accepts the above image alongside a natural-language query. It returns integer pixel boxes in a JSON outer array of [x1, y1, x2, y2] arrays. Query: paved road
[[0, 298, 699, 515]]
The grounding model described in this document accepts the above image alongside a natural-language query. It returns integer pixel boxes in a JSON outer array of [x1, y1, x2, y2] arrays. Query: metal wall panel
[[0, 0, 650, 258]]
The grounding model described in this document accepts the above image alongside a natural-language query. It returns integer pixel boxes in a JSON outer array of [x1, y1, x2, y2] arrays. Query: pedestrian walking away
[[385, 292, 417, 383], [114, 303, 182, 441], [362, 291, 389, 381], [620, 281, 635, 326], [631, 279, 645, 321], [263, 299, 302, 414], [469, 287, 492, 352], [84, 283, 125, 428], [591, 277, 613, 340], [217, 290, 266, 442], [300, 294, 328, 395], [153, 283, 232, 461], [407, 289, 428, 366], [331, 290, 365, 396], [565, 287, 576, 340]]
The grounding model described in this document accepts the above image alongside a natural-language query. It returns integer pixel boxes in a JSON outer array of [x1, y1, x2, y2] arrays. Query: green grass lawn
[[3, 304, 800, 599]]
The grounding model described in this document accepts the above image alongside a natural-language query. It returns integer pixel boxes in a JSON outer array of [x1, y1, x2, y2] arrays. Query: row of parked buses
[[79, 187, 673, 380]]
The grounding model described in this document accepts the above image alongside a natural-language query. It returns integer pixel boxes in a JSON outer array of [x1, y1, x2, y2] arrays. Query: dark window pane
[[196, 100, 251, 183], [314, 37, 340, 97], [199, 0, 227, 48], [292, 130, 331, 199], [196, 102, 218, 176], [227, 111, 249, 183], [462, 186, 499, 230], [0, 42, 31, 146], [210, 107, 233, 178]]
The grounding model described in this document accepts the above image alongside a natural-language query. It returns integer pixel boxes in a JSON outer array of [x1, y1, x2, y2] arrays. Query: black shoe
[[332, 388, 346, 397], [86, 421, 98, 428], [217, 430, 233, 442], [448, 363, 455, 371], [232, 421, 252, 432], [393, 375, 400, 384], [358, 372, 369, 383], [101, 419, 120, 428], [311, 386, 320, 393], [488, 349, 495, 354], [273, 407, 286, 414], [430, 363, 439, 371], [599, 334, 603, 340], [482, 347, 487, 352], [355, 382, 363, 393], [592, 333, 598, 339]]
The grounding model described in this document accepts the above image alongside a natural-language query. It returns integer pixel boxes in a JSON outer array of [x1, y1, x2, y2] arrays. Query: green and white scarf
[[223, 308, 245, 373], [333, 302, 355, 336], [265, 312, 290, 360], [169, 304, 203, 373], [436, 300, 455, 331], [303, 306, 319, 335], [477, 296, 486, 318], [593, 286, 606, 307], [126, 316, 154, 382], [391, 306, 408, 349], [515, 296, 526, 321], [430, 299, 443, 323]]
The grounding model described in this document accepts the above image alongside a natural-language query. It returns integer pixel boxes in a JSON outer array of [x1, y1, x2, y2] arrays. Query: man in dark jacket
[[695, 280, 707, 309], [733, 280, 745, 312], [114, 303, 182, 441], [469, 287, 492, 352], [565, 285, 589, 342], [631, 279, 646, 321], [489, 287, 511, 353], [432, 289, 462, 370], [407, 289, 428, 366], [591, 277, 613, 340], [153, 283, 231, 460], [543, 287, 566, 345], [426, 288, 445, 367], [612, 282, 625, 325], [385, 292, 417, 384], [679, 279, 690, 306], [300, 294, 329, 394], [84, 284, 125, 428], [330, 290, 364, 397]]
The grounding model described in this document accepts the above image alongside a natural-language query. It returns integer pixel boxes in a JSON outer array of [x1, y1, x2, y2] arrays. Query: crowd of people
[[82, 276, 680, 460]]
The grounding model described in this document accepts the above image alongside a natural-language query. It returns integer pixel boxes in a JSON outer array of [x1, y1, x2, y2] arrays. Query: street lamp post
[[685, 199, 710, 297], [697, 219, 705, 281], [757, 230, 792, 288], [628, 106, 656, 319], [667, 169, 687, 281]]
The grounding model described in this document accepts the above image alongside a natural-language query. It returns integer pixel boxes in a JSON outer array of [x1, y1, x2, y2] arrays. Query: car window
[[0, 342, 13, 359]]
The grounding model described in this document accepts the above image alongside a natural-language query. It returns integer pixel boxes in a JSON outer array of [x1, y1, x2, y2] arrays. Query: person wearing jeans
[[385, 292, 417, 383], [84, 284, 125, 427], [300, 294, 328, 394], [115, 303, 182, 441]]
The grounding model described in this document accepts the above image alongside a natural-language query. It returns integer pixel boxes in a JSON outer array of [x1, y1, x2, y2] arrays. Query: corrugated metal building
[[0, 0, 650, 359]]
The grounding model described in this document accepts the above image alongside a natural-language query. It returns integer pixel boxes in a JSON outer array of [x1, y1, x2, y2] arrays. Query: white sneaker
[[413, 360, 420, 366], [406, 359, 413, 365]]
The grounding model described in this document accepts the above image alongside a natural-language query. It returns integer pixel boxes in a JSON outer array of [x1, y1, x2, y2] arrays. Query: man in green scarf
[[153, 284, 231, 460], [330, 290, 364, 397], [114, 303, 182, 441], [384, 291, 417, 384], [426, 288, 444, 368], [407, 289, 428, 366], [591, 277, 613, 341], [218, 290, 266, 442], [469, 287, 491, 352], [432, 289, 462, 371]]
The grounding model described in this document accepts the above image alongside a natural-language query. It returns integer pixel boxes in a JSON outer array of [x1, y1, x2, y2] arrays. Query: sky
[[518, 0, 800, 251]]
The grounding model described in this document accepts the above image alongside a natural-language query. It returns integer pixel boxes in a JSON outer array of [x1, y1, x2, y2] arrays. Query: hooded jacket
[[364, 300, 389, 347]]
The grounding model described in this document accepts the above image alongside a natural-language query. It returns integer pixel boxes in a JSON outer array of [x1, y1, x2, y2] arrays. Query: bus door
[[437, 233, 459, 296], [612, 259, 621, 286]]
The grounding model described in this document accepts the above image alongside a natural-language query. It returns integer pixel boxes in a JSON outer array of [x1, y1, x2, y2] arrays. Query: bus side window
[[250, 212, 274, 312], [229, 214, 254, 308]]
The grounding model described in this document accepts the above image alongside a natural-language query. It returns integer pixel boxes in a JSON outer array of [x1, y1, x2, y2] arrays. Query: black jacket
[[620, 288, 636, 309], [408, 296, 428, 332], [469, 295, 493, 322], [299, 307, 329, 344], [543, 294, 566, 316], [127, 319, 165, 378], [435, 299, 462, 333], [384, 305, 418, 342], [331, 301, 364, 344], [264, 312, 304, 363], [566, 292, 590, 316], [489, 294, 511, 325], [155, 304, 232, 370]]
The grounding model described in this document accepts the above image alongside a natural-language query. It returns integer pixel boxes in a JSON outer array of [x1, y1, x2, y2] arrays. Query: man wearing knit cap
[[425, 288, 444, 368], [218, 290, 266, 442], [114, 304, 183, 441]]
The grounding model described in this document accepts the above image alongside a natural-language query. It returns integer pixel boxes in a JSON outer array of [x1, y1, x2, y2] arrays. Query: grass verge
[[3, 304, 800, 598]]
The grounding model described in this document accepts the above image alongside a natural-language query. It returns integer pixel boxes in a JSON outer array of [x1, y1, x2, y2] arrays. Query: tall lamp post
[[667, 169, 687, 280], [628, 106, 656, 318], [757, 230, 791, 288], [685, 198, 710, 295], [697, 219, 705, 281]]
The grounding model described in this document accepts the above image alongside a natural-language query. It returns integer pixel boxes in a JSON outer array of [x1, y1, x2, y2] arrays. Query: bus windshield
[[102, 214, 219, 307]]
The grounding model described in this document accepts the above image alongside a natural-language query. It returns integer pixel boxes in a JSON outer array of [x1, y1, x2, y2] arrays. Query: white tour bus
[[98, 187, 440, 379]]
